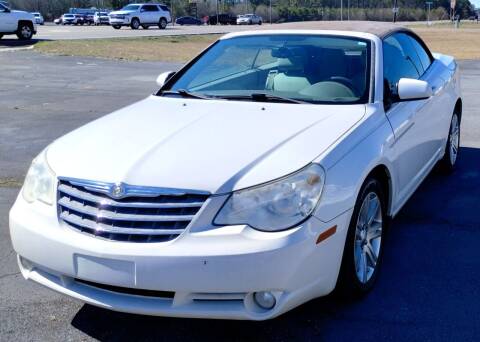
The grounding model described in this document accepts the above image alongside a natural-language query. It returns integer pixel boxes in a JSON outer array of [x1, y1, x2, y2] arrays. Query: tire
[[159, 18, 167, 29], [130, 18, 140, 30], [258, 21, 262, 25], [0, 34, 3, 40], [112, 25, 121, 30], [439, 112, 461, 173], [141, 24, 149, 29], [16, 22, 33, 40], [336, 177, 386, 297]]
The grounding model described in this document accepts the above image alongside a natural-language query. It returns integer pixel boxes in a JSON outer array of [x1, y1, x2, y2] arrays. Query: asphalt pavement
[[0, 51, 479, 341]]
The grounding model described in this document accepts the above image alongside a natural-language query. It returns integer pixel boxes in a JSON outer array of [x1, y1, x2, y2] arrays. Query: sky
[[472, 0, 480, 8]]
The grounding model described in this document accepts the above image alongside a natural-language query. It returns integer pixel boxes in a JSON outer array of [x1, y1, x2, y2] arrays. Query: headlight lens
[[214, 164, 325, 231], [22, 150, 55, 205]]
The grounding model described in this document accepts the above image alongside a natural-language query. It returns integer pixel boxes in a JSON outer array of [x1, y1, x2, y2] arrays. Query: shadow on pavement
[[0, 39, 40, 48], [71, 147, 480, 341]]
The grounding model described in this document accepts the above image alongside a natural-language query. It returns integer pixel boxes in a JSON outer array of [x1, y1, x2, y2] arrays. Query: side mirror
[[156, 71, 175, 88], [397, 78, 432, 101]]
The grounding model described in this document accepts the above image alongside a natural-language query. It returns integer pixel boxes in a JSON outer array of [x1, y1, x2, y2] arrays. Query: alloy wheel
[[21, 25, 32, 39], [449, 114, 460, 166], [354, 192, 383, 284]]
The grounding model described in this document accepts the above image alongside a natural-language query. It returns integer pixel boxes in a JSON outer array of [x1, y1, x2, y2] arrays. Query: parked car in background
[[94, 11, 110, 25], [237, 13, 262, 25], [62, 13, 78, 25], [31, 12, 44, 25], [208, 13, 236, 25], [175, 16, 202, 25], [54, 15, 63, 25], [9, 23, 462, 320], [109, 3, 171, 30], [83, 14, 94, 25], [0, 2, 36, 40]]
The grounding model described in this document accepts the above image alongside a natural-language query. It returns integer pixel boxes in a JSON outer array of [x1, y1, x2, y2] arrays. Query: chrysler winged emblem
[[111, 183, 124, 198]]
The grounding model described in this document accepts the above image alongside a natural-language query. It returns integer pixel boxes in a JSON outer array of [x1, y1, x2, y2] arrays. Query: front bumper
[[9, 193, 351, 320], [109, 18, 130, 25]]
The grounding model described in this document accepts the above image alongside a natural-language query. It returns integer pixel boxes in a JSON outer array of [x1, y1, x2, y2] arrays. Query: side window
[[142, 5, 157, 12], [408, 35, 432, 72], [160, 5, 170, 12], [395, 33, 424, 75], [383, 34, 420, 103]]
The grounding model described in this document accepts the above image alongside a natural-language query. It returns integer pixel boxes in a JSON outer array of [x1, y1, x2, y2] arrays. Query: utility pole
[[393, 0, 398, 23], [269, 0, 272, 24], [426, 1, 433, 25], [347, 0, 350, 20], [340, 0, 343, 21], [216, 0, 219, 25]]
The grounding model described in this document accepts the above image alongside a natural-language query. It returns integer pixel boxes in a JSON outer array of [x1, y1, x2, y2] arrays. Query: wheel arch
[[363, 164, 393, 218], [454, 98, 462, 122], [17, 20, 33, 30]]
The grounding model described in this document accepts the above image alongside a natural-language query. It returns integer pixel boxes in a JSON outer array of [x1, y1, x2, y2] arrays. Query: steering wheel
[[328, 76, 358, 94]]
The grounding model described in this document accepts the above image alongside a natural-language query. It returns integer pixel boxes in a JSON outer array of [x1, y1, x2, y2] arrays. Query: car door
[[146, 5, 160, 24], [0, 4, 15, 31], [383, 33, 440, 205], [407, 34, 451, 152]]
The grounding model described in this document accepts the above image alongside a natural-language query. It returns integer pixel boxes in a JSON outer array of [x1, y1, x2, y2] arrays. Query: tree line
[[7, 0, 477, 22]]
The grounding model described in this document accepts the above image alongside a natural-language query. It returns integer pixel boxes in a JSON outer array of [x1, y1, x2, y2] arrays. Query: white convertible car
[[10, 22, 461, 320]]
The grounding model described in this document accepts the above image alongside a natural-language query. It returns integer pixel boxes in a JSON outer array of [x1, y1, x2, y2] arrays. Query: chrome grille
[[57, 179, 209, 243]]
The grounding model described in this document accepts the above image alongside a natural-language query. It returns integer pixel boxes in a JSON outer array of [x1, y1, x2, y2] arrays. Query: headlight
[[214, 164, 325, 231], [22, 150, 55, 205]]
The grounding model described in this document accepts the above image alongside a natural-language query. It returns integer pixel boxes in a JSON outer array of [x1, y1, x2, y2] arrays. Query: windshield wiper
[[217, 93, 308, 104], [161, 89, 213, 100]]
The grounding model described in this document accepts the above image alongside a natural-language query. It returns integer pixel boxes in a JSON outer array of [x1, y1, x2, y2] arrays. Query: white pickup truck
[[0, 2, 36, 40]]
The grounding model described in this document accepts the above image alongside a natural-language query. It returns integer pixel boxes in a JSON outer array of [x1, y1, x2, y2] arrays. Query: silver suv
[[109, 3, 171, 30]]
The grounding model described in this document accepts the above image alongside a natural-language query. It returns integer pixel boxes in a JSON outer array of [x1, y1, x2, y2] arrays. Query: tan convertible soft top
[[279, 21, 411, 39]]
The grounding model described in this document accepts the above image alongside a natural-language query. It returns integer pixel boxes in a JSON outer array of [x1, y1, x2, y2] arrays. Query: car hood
[[47, 96, 365, 194], [12, 10, 34, 18], [109, 10, 136, 15]]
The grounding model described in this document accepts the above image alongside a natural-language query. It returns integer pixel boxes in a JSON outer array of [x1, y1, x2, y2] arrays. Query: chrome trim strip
[[59, 177, 210, 199], [58, 184, 204, 208], [58, 197, 194, 222], [60, 212, 184, 235]]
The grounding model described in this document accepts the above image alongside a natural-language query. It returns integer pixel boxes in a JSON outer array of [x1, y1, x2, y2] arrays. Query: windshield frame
[[121, 4, 141, 11], [158, 34, 374, 105]]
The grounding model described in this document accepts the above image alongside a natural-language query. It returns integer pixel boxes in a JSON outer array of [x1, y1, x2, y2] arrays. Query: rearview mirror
[[156, 71, 175, 88], [397, 78, 432, 101]]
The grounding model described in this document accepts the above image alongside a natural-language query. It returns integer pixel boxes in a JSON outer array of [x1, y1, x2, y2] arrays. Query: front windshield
[[165, 34, 371, 104], [122, 5, 140, 11]]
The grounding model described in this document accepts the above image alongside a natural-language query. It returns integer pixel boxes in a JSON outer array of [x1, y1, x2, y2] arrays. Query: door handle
[[395, 118, 415, 141]]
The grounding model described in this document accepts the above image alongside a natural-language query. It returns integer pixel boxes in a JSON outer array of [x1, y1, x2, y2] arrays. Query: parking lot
[[1, 47, 480, 341]]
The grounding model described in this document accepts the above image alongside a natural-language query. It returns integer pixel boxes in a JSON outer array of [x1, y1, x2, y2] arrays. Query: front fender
[[314, 103, 396, 222]]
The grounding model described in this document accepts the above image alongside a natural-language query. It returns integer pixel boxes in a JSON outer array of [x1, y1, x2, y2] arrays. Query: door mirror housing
[[156, 71, 176, 88], [397, 78, 432, 101]]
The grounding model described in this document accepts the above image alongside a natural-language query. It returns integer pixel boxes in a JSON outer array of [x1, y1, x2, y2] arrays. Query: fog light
[[253, 291, 276, 310]]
